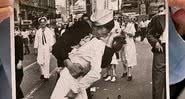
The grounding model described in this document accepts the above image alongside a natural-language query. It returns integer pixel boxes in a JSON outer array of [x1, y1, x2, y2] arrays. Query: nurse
[[122, 17, 137, 81]]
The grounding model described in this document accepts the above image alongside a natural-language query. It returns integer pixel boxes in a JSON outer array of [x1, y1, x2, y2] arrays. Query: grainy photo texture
[[13, 0, 167, 99]]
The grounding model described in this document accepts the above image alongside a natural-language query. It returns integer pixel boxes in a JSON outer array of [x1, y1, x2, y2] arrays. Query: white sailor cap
[[38, 17, 47, 23], [90, 9, 113, 26]]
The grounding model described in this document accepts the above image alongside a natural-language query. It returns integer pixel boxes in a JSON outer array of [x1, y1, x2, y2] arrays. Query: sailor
[[34, 17, 55, 79], [51, 9, 122, 99]]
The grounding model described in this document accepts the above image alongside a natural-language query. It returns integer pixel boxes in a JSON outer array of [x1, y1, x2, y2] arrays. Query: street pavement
[[91, 39, 153, 99], [20, 39, 153, 99]]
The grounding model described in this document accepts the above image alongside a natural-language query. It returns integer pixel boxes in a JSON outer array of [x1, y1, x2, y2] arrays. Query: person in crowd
[[47, 24, 55, 33], [144, 19, 151, 38], [147, 5, 166, 99], [68, 18, 74, 28], [121, 22, 126, 30], [34, 17, 55, 80], [132, 18, 140, 42], [15, 29, 24, 99], [144, 19, 151, 28], [31, 28, 37, 44], [104, 54, 118, 82], [54, 24, 63, 41], [120, 20, 127, 79], [121, 16, 137, 81], [22, 29, 30, 55], [139, 19, 147, 41], [29, 28, 35, 44], [74, 18, 78, 24], [104, 16, 122, 82], [51, 9, 123, 99], [15, 27, 20, 36], [60, 23, 68, 36]]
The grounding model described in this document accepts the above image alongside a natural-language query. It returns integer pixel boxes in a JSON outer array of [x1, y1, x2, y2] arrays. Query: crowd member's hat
[[38, 17, 47, 23], [90, 9, 113, 26]]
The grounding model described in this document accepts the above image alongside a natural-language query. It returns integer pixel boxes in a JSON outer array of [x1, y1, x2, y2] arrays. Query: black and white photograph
[[13, 0, 167, 99]]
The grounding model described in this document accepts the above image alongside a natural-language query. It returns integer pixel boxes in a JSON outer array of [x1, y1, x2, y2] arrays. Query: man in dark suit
[[147, 5, 166, 99], [54, 25, 63, 41], [15, 31, 24, 99]]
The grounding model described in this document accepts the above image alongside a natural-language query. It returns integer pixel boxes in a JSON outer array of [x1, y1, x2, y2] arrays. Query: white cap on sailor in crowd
[[90, 9, 113, 26], [38, 17, 47, 23]]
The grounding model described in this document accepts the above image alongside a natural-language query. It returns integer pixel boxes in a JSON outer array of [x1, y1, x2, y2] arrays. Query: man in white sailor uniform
[[50, 9, 124, 99], [34, 17, 55, 79]]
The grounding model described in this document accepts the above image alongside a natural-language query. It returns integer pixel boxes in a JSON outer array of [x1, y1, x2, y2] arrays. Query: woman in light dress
[[121, 17, 137, 81], [104, 20, 121, 82], [104, 53, 119, 82]]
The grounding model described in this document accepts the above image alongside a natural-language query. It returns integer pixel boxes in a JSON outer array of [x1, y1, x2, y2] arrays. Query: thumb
[[0, 6, 12, 22], [168, 0, 185, 9], [172, 9, 185, 24], [171, 9, 185, 34], [0, 0, 12, 7]]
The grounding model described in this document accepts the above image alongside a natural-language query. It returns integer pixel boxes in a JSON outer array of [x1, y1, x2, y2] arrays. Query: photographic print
[[12, 0, 168, 99]]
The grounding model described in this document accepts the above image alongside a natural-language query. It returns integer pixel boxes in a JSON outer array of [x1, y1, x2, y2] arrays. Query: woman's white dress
[[51, 38, 106, 99], [123, 22, 137, 67], [111, 54, 118, 65], [50, 67, 87, 99]]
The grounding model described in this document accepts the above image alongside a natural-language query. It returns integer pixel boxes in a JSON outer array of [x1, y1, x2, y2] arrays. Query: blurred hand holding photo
[[0, 0, 13, 99], [0, 0, 12, 23], [169, 0, 185, 35], [168, 0, 185, 99]]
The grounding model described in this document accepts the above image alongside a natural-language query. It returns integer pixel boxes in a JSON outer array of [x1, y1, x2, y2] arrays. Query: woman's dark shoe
[[121, 72, 127, 78], [127, 75, 132, 81], [40, 75, 44, 80], [103, 74, 109, 78]]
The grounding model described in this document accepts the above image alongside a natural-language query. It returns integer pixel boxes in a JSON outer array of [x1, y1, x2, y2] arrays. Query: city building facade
[[14, 0, 56, 29]]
